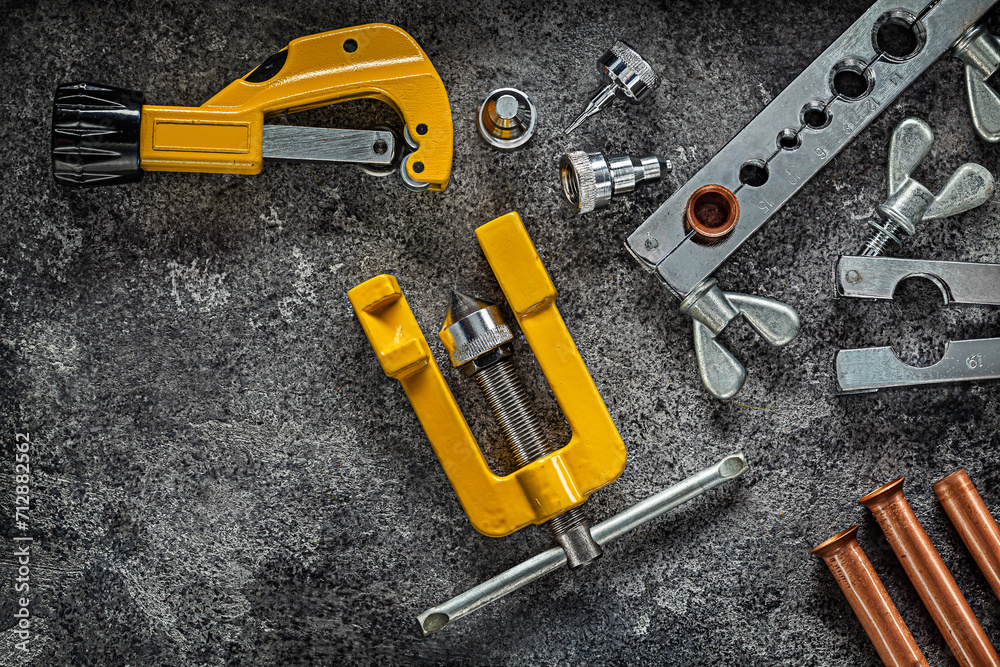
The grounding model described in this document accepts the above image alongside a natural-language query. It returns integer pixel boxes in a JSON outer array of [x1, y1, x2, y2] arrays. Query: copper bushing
[[685, 184, 740, 242], [810, 526, 928, 667], [934, 469, 1000, 600], [859, 477, 1000, 667]]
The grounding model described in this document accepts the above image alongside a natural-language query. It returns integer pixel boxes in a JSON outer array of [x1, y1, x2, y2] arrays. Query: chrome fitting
[[477, 88, 537, 150], [565, 41, 659, 134], [560, 150, 669, 214]]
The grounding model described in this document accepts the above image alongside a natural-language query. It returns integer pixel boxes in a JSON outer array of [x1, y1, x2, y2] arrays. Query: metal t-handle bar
[[416, 452, 749, 635]]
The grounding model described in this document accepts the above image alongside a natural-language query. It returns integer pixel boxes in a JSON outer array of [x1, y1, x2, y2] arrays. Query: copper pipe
[[685, 184, 739, 243], [934, 469, 1000, 600], [811, 526, 928, 667], [859, 477, 1000, 667]]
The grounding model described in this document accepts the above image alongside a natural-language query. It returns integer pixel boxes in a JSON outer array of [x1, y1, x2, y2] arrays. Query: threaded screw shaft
[[473, 357, 601, 568], [441, 290, 603, 569], [547, 506, 590, 537], [475, 359, 552, 467], [861, 218, 905, 257]]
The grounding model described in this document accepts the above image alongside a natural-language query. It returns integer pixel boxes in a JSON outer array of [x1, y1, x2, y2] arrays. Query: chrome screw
[[565, 41, 659, 134], [438, 291, 602, 569]]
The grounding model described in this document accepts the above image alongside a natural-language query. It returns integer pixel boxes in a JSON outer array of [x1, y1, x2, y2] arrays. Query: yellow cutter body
[[139, 23, 452, 189], [348, 212, 626, 537]]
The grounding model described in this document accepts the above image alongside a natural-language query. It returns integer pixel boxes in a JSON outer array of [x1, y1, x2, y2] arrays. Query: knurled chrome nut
[[450, 323, 514, 367], [560, 150, 602, 214], [458, 344, 513, 376], [606, 41, 658, 102], [440, 304, 515, 367]]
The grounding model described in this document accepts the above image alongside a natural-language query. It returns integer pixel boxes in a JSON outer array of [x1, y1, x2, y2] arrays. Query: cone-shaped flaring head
[[438, 291, 513, 368]]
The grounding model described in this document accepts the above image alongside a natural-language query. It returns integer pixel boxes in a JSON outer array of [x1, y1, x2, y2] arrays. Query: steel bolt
[[439, 291, 602, 569]]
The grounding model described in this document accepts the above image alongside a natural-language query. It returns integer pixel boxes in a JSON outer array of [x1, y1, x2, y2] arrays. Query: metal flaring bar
[[416, 452, 749, 636], [620, 0, 996, 400]]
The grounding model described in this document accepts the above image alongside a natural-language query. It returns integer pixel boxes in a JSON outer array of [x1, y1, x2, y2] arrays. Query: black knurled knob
[[52, 82, 145, 187]]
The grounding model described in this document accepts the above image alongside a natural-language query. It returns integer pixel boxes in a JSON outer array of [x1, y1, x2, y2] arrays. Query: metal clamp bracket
[[835, 255, 1000, 392], [348, 213, 626, 537]]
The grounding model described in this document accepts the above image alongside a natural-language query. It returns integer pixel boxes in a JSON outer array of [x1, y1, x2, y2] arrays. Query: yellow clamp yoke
[[348, 212, 626, 537]]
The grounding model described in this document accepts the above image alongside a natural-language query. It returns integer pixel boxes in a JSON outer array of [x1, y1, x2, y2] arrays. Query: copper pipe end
[[934, 469, 972, 494], [811, 525, 929, 667], [934, 469, 1000, 600], [685, 184, 739, 243], [858, 476, 907, 509], [810, 524, 861, 557], [858, 477, 1000, 667]]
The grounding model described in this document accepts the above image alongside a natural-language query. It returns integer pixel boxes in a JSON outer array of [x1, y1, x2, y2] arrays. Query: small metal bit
[[858, 117, 993, 257], [439, 291, 602, 570], [564, 41, 659, 134], [560, 150, 670, 214], [417, 452, 749, 635]]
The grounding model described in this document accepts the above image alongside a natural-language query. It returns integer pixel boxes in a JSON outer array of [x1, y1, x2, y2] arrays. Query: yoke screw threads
[[438, 290, 602, 569]]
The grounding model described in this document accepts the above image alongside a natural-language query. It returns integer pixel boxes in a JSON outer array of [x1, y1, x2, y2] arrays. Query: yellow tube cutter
[[348, 212, 627, 538], [52, 24, 453, 191]]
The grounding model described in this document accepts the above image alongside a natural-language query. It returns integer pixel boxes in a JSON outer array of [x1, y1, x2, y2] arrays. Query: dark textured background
[[2, 0, 999, 664]]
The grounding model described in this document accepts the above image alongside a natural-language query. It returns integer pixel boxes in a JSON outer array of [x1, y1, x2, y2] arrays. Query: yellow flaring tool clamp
[[52, 24, 453, 191], [349, 212, 627, 568]]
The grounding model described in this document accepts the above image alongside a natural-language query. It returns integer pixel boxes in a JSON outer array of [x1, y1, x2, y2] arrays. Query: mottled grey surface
[[2, 0, 1000, 664]]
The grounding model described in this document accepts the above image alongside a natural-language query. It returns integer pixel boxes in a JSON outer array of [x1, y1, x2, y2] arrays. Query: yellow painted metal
[[347, 213, 626, 537], [138, 24, 453, 189]]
